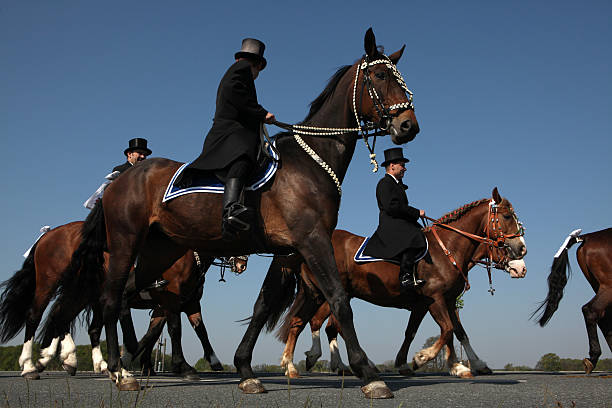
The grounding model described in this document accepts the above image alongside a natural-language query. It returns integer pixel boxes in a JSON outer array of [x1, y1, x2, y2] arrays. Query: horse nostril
[[400, 120, 412, 132]]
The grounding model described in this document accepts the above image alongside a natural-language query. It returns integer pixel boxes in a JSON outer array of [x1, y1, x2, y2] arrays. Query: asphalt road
[[0, 370, 610, 407]]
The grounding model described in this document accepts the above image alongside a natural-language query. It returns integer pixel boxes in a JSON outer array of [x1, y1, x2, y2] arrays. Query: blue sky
[[1, 1, 611, 369]]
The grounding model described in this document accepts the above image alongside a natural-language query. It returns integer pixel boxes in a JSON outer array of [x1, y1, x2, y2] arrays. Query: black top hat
[[234, 38, 267, 70], [381, 147, 409, 167], [124, 138, 152, 156]]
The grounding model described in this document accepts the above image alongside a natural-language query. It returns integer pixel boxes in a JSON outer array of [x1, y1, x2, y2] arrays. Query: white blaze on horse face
[[506, 259, 527, 278], [59, 333, 77, 369], [38, 337, 60, 368], [92, 345, 108, 373], [19, 337, 37, 375]]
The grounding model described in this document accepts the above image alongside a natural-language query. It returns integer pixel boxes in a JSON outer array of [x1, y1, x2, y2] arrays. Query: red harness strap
[[429, 225, 471, 291]]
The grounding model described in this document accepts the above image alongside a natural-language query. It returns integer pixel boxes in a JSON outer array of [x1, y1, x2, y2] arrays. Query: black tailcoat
[[112, 161, 132, 173], [187, 60, 268, 172], [362, 174, 426, 259]]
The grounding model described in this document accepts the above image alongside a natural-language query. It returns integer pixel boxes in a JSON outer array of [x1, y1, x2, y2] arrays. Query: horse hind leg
[[303, 302, 329, 372], [89, 303, 108, 374], [57, 333, 77, 376], [582, 291, 609, 374], [19, 337, 39, 379], [412, 297, 453, 371], [325, 315, 353, 376], [186, 309, 223, 371], [394, 305, 427, 376], [166, 311, 199, 381]]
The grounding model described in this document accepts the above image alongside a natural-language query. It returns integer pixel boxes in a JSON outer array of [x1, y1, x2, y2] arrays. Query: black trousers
[[225, 155, 253, 184], [399, 248, 425, 276]]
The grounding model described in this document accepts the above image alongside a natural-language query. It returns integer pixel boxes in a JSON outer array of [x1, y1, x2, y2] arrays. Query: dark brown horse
[[0, 222, 242, 379], [40, 28, 419, 398], [267, 188, 527, 378], [534, 228, 612, 374]]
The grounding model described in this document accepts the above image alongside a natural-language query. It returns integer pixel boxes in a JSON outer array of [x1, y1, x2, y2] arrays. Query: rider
[[362, 148, 427, 288], [112, 138, 152, 173], [175, 38, 276, 239]]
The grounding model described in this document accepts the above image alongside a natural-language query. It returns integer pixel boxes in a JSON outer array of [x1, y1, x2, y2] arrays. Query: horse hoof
[[35, 362, 46, 373], [458, 371, 474, 379], [474, 367, 493, 376], [117, 377, 140, 391], [398, 368, 414, 376], [583, 358, 594, 375], [361, 381, 394, 399], [63, 364, 77, 376], [22, 371, 40, 380], [238, 378, 267, 394], [287, 370, 300, 379], [211, 362, 224, 371]]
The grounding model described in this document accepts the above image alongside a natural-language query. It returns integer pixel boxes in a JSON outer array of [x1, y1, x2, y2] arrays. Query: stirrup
[[224, 203, 252, 232], [144, 279, 169, 290]]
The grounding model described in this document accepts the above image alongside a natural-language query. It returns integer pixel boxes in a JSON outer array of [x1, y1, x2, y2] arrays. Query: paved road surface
[[1, 371, 610, 407]]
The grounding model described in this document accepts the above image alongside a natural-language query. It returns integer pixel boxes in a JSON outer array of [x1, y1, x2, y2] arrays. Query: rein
[[271, 54, 415, 196], [422, 201, 524, 295]]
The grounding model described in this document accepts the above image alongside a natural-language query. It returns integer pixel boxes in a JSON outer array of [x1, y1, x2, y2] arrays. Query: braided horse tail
[[532, 229, 582, 326]]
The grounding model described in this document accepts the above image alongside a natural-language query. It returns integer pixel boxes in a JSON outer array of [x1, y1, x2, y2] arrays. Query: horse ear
[[388, 45, 405, 64], [492, 187, 502, 204], [364, 27, 377, 58]]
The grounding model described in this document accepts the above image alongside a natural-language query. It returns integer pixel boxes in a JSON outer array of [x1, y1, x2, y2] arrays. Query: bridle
[[423, 200, 525, 295], [272, 54, 415, 195]]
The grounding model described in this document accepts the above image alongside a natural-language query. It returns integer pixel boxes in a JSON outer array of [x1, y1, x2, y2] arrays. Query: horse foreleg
[[394, 305, 427, 376], [299, 236, 391, 399], [36, 336, 59, 373], [449, 308, 491, 375], [185, 306, 223, 371], [412, 297, 453, 371], [136, 311, 166, 377], [444, 337, 472, 378], [582, 290, 609, 374], [19, 337, 38, 379], [20, 285, 56, 379]]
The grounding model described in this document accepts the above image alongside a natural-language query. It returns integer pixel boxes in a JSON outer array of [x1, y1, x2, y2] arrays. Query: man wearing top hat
[[363, 147, 427, 288], [112, 138, 152, 173], [176, 37, 276, 240]]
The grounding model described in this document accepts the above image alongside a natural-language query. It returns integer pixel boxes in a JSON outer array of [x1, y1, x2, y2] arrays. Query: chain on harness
[[272, 54, 415, 195]]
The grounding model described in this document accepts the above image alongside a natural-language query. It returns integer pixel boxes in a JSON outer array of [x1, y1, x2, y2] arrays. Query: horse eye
[[503, 214, 512, 220], [375, 72, 386, 80]]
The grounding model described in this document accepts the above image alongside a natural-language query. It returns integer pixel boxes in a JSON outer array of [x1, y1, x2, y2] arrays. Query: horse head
[[360, 28, 420, 144], [490, 187, 527, 260]]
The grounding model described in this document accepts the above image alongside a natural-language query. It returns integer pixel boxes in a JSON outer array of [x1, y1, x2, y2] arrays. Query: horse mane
[[302, 65, 352, 122], [425, 198, 491, 230]]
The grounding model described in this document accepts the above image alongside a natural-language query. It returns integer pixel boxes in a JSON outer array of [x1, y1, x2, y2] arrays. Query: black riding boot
[[399, 263, 425, 289], [222, 178, 253, 240]]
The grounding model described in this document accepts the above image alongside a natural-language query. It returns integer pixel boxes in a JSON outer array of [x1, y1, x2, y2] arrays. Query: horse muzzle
[[506, 259, 527, 278], [390, 114, 419, 144]]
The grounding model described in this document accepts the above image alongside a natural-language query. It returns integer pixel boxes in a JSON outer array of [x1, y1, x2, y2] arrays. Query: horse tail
[[38, 201, 106, 345], [0, 243, 38, 343], [532, 229, 582, 326], [264, 259, 298, 333], [275, 274, 307, 342]]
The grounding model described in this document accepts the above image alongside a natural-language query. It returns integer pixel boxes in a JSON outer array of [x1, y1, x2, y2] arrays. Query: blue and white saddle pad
[[162, 142, 279, 203], [353, 236, 429, 264]]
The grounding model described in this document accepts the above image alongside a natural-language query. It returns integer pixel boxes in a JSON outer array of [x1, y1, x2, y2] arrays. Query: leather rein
[[423, 200, 524, 295]]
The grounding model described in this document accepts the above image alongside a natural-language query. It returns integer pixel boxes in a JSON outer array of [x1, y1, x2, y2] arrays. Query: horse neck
[[429, 202, 490, 273], [298, 66, 359, 183]]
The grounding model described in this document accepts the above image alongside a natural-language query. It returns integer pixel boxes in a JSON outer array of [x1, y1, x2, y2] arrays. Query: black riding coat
[[187, 60, 268, 172], [112, 161, 132, 173], [362, 174, 427, 259]]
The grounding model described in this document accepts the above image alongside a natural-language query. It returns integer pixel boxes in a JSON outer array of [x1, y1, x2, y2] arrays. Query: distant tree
[[503, 363, 532, 371], [535, 353, 561, 371]]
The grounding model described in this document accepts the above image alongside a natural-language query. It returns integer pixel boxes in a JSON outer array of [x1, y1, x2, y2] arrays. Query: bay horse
[[266, 188, 526, 378], [0, 221, 244, 379], [39, 28, 419, 398], [534, 228, 612, 374]]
